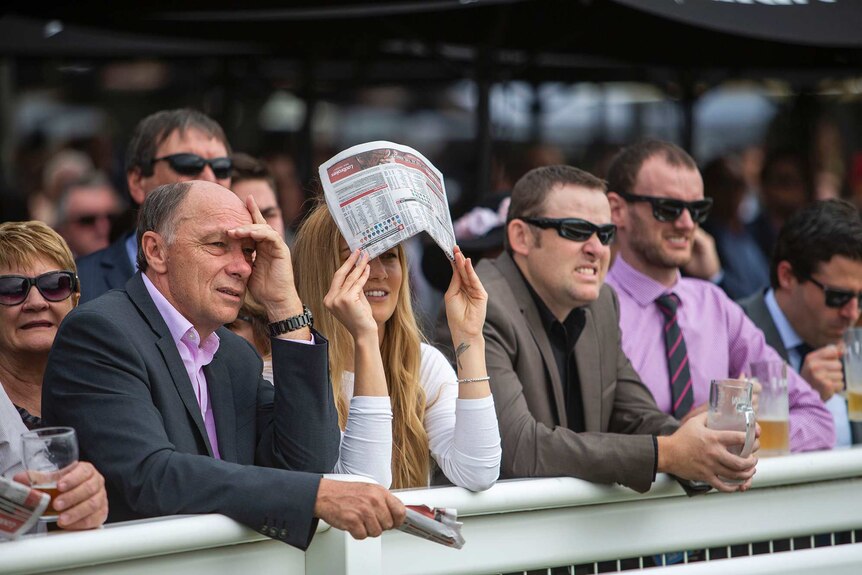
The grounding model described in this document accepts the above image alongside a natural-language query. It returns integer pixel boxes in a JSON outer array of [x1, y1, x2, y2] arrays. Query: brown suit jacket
[[435, 252, 679, 492]]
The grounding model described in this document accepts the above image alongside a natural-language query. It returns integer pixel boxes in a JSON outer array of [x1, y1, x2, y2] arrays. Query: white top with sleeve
[[0, 384, 28, 477], [332, 343, 501, 490]]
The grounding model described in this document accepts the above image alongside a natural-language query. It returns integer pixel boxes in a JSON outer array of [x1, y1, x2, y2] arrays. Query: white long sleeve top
[[0, 384, 27, 477], [332, 343, 501, 491]]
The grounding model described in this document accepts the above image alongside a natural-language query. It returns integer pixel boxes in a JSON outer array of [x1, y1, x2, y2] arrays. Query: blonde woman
[[293, 203, 501, 490]]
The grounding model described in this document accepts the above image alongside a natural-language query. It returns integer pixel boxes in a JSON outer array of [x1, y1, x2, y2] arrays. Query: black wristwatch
[[267, 305, 314, 337]]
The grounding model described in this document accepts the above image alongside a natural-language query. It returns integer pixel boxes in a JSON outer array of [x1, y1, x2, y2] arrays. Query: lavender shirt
[[142, 274, 221, 459], [606, 255, 835, 453]]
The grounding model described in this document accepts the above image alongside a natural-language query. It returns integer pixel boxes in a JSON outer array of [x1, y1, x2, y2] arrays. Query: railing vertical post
[[306, 527, 381, 575]]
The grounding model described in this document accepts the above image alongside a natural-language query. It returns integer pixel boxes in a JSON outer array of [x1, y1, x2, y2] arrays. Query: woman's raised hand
[[444, 246, 488, 344], [324, 249, 378, 338]]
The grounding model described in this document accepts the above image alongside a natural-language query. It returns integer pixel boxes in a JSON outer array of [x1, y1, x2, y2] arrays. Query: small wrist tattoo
[[455, 342, 470, 371]]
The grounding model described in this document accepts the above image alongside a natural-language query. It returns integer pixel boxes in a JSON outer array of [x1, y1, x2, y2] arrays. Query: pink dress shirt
[[142, 274, 221, 459], [606, 255, 834, 453]]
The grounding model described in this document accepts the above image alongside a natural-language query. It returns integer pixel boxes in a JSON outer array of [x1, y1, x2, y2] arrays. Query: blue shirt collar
[[125, 233, 139, 271], [764, 288, 804, 351]]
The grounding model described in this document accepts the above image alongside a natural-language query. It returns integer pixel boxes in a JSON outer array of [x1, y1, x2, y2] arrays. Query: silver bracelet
[[457, 376, 491, 384]]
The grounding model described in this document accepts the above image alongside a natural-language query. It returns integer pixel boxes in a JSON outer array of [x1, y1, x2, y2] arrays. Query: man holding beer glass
[[606, 140, 834, 454], [740, 199, 862, 447]]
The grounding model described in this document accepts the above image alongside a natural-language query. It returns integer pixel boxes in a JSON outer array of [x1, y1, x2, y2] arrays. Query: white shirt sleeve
[[421, 344, 501, 491], [0, 385, 27, 477], [331, 372, 393, 487]]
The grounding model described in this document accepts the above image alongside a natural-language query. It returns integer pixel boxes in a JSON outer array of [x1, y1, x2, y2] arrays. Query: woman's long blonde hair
[[293, 201, 429, 488]]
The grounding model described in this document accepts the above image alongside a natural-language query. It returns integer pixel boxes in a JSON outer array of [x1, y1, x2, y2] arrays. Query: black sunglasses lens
[[689, 201, 713, 223], [167, 155, 231, 179], [652, 202, 683, 222], [0, 277, 28, 305], [209, 158, 232, 179], [597, 226, 616, 245], [559, 222, 615, 245], [559, 223, 594, 242], [824, 289, 853, 308], [167, 154, 206, 176], [36, 272, 73, 302]]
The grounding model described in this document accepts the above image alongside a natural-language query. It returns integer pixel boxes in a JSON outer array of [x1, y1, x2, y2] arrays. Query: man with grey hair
[[55, 172, 123, 257], [76, 108, 233, 302], [44, 180, 405, 546]]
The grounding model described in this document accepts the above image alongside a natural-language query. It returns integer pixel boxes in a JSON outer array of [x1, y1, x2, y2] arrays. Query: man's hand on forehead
[[245, 194, 267, 224], [228, 192, 302, 321], [227, 196, 277, 241]]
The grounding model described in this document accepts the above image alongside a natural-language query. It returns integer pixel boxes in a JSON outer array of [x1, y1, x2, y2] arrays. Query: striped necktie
[[656, 293, 694, 419]]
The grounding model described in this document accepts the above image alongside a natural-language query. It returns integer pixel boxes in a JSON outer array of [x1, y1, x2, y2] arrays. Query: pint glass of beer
[[707, 379, 756, 484], [750, 360, 790, 456], [20, 427, 78, 522], [844, 328, 862, 423]]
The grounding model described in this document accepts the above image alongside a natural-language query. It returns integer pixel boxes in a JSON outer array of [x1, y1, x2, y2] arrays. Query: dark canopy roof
[[4, 0, 862, 84]]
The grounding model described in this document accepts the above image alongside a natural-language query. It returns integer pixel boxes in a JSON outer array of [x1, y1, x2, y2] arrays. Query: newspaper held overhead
[[318, 141, 456, 261]]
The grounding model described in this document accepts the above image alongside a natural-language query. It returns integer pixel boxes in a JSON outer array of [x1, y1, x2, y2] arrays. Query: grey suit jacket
[[42, 273, 340, 549], [75, 232, 136, 304], [738, 290, 789, 361], [435, 253, 679, 493]]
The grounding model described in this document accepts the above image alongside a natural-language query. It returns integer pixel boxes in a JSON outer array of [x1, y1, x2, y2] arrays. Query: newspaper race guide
[[318, 141, 456, 261], [399, 505, 466, 549], [0, 475, 49, 540]]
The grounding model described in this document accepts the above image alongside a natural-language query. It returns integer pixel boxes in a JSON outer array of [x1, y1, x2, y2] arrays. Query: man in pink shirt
[[605, 139, 834, 453]]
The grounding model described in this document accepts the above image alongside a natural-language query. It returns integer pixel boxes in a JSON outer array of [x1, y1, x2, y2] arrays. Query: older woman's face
[[0, 256, 75, 357]]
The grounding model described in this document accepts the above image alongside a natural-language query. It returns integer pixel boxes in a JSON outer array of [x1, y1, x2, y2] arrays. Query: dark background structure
[[2, 0, 862, 214]]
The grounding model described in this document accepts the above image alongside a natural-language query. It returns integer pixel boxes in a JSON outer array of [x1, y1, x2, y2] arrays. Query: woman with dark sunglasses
[[0, 221, 81, 429], [0, 220, 108, 530]]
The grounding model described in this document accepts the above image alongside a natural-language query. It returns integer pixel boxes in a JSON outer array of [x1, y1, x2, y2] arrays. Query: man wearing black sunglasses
[[607, 139, 834, 455], [76, 108, 232, 303], [740, 200, 862, 447], [56, 172, 123, 258], [435, 165, 758, 495]]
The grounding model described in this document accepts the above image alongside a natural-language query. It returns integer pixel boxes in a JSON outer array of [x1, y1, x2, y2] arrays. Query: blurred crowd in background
[[2, 67, 862, 330]]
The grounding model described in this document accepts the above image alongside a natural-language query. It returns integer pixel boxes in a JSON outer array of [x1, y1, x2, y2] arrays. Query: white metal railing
[[2, 448, 862, 575]]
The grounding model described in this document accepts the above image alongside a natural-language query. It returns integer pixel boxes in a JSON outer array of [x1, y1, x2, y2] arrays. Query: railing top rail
[[393, 447, 862, 515], [3, 448, 861, 575], [1, 514, 323, 575]]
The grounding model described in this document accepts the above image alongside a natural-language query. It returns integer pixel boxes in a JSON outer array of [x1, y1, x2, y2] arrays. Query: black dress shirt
[[522, 278, 587, 432]]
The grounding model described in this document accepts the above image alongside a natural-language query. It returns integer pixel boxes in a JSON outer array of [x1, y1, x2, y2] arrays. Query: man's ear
[[507, 219, 533, 257], [776, 260, 797, 291], [141, 231, 168, 274], [607, 191, 626, 228], [127, 167, 148, 206]]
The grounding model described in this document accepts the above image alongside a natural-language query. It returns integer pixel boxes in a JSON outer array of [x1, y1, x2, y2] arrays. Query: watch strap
[[267, 305, 313, 337]]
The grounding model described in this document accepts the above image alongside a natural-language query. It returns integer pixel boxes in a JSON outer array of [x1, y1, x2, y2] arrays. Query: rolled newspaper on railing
[[398, 504, 465, 549]]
